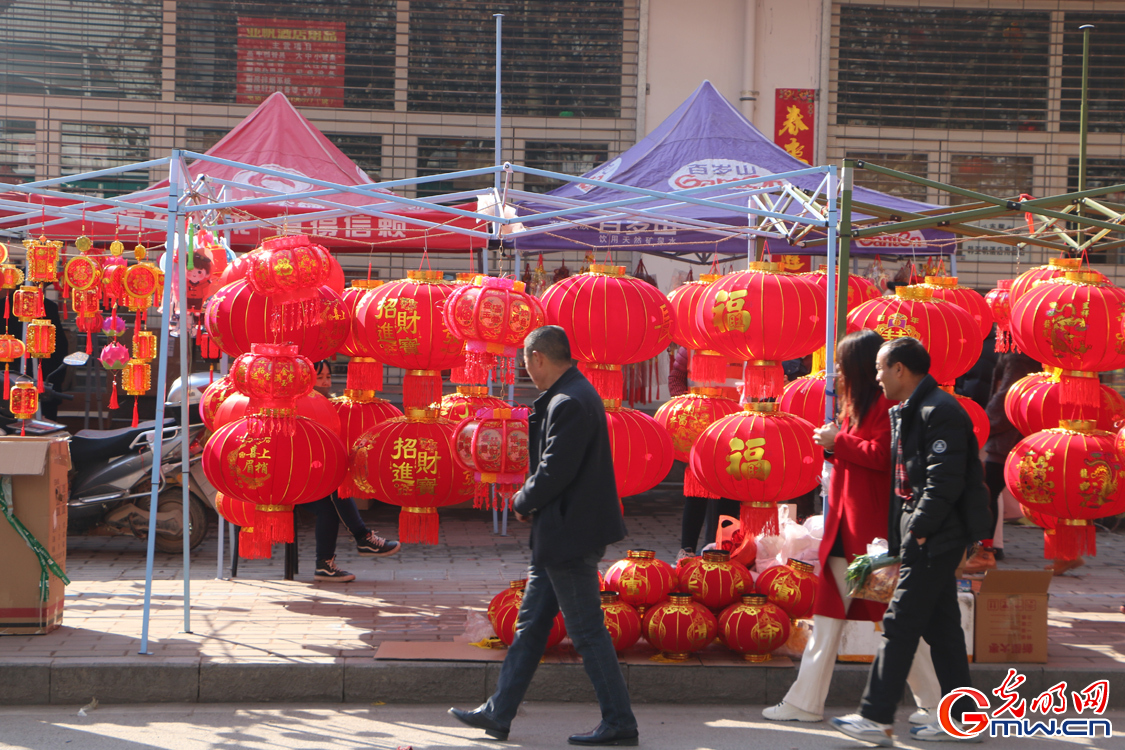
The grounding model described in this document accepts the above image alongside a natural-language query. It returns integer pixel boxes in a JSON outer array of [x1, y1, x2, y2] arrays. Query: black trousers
[[859, 544, 972, 725], [983, 460, 1005, 541]]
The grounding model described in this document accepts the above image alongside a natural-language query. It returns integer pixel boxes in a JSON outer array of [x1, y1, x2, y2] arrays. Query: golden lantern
[[10, 381, 38, 430], [22, 236, 61, 284], [132, 330, 158, 362], [25, 319, 55, 359], [12, 286, 44, 322], [121, 359, 152, 427], [1, 263, 23, 290]]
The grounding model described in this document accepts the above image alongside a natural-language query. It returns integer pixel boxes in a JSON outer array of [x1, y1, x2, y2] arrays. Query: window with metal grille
[[523, 142, 610, 193], [836, 5, 1050, 132], [846, 153, 929, 203], [325, 134, 383, 180], [60, 123, 150, 198], [415, 138, 494, 198], [0, 0, 160, 99], [1061, 15, 1125, 134], [948, 155, 1034, 206], [0, 120, 37, 184], [408, 1, 626, 116], [184, 128, 228, 156], [175, 1, 396, 109], [1067, 157, 1125, 262]]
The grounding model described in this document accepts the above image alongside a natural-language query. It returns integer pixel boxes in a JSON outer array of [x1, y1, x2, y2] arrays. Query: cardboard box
[[839, 592, 974, 662], [973, 569, 1052, 663], [0, 436, 71, 635]]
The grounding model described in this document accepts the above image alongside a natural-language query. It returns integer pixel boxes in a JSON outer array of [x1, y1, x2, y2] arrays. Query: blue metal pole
[[178, 192, 193, 633]]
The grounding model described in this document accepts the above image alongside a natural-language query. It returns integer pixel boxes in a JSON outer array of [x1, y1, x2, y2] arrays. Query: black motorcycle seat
[[70, 419, 176, 466]]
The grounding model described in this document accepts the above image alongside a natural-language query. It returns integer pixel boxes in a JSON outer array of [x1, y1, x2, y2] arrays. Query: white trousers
[[782, 556, 943, 716]]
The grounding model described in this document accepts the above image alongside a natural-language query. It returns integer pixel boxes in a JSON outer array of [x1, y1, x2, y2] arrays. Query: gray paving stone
[[51, 658, 198, 704], [198, 662, 342, 703], [346, 661, 487, 704], [0, 662, 50, 705]]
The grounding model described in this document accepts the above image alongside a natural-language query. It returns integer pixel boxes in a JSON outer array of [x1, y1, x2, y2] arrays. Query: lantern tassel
[[743, 362, 784, 401], [1042, 528, 1056, 559], [460, 350, 495, 386], [399, 507, 439, 544], [472, 483, 489, 510], [132, 397, 139, 428], [3, 364, 8, 400], [109, 378, 119, 410], [403, 371, 442, 411], [995, 328, 1013, 353], [85, 332, 93, 355], [3, 294, 8, 320], [237, 527, 273, 559], [1060, 372, 1100, 411], [36, 364, 43, 394], [209, 364, 214, 385], [1054, 521, 1095, 560], [579, 362, 623, 402], [683, 466, 719, 499], [740, 502, 778, 538], [20, 420, 25, 436], [346, 359, 384, 392]]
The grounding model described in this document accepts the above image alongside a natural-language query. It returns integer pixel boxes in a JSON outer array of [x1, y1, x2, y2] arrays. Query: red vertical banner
[[236, 17, 346, 108], [774, 89, 816, 165]]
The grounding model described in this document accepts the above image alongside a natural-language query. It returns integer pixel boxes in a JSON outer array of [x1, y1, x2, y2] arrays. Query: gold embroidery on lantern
[[711, 289, 751, 332], [1017, 448, 1055, 504], [726, 437, 771, 480], [1077, 452, 1120, 510], [1043, 300, 1091, 358]]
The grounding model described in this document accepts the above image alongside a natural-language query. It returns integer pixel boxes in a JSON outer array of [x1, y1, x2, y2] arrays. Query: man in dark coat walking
[[450, 325, 638, 747], [832, 337, 991, 746]]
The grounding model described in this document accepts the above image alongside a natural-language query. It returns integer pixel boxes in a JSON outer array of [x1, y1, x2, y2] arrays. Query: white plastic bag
[[456, 610, 495, 644]]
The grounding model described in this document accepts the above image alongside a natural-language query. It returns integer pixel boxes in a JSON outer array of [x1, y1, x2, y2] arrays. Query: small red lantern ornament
[[199, 375, 240, 432], [22, 236, 61, 284], [437, 386, 510, 422], [453, 406, 530, 509], [1009, 257, 1084, 306], [339, 279, 385, 392], [100, 257, 128, 307], [680, 549, 753, 612], [12, 286, 44, 322], [72, 288, 102, 354], [0, 263, 23, 291], [331, 390, 403, 499], [604, 404, 674, 501], [666, 273, 728, 384], [719, 593, 791, 662], [121, 359, 152, 426], [0, 334, 25, 399], [132, 330, 157, 362], [214, 493, 271, 559], [488, 579, 567, 648], [756, 558, 818, 620], [985, 279, 1014, 352], [603, 550, 676, 616], [64, 255, 101, 292], [25, 319, 55, 393], [642, 592, 718, 660], [445, 275, 547, 385], [10, 381, 38, 432], [600, 591, 642, 652], [654, 387, 741, 498]]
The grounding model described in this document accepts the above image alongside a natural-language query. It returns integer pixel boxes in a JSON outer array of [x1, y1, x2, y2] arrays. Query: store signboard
[[236, 17, 345, 108]]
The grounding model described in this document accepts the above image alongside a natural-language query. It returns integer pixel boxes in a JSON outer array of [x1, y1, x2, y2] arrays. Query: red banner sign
[[774, 89, 816, 165], [775, 254, 812, 273], [236, 17, 346, 108]]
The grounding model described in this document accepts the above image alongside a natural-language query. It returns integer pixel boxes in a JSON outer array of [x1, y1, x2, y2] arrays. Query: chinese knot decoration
[[655, 386, 741, 499], [444, 275, 546, 385], [719, 593, 791, 662], [453, 406, 530, 510]]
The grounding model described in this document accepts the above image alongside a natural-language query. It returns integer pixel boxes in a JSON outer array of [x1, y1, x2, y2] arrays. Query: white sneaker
[[910, 708, 932, 725], [830, 713, 895, 747], [762, 701, 822, 722], [910, 721, 984, 742]]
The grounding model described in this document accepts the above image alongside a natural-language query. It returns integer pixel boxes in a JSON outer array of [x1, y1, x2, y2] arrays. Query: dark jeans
[[984, 460, 1005, 541], [680, 497, 740, 551], [482, 548, 636, 732], [312, 493, 368, 561], [860, 544, 973, 725]]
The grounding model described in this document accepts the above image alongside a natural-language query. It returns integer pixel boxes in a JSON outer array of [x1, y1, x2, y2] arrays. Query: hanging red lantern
[[667, 274, 728, 384], [847, 284, 982, 386], [72, 287, 102, 353], [214, 493, 271, 559], [718, 593, 791, 662], [331, 390, 403, 499], [445, 275, 547, 385], [64, 255, 101, 292], [804, 265, 881, 311], [697, 261, 825, 399], [487, 579, 567, 648], [123, 260, 162, 311], [954, 393, 990, 447], [354, 270, 464, 410], [10, 381, 38, 429], [689, 402, 820, 537], [228, 342, 316, 434], [779, 373, 827, 429], [0, 334, 25, 399], [1009, 257, 1085, 306], [0, 263, 23, 290], [985, 279, 1014, 352], [679, 549, 753, 612], [603, 550, 676, 615], [654, 387, 741, 498], [12, 286, 44, 322], [1006, 373, 1125, 435], [919, 276, 994, 341], [452, 406, 530, 510], [199, 375, 240, 432], [756, 558, 818, 620], [1005, 420, 1125, 558], [25, 319, 56, 393], [196, 328, 222, 361], [641, 593, 718, 660], [120, 359, 151, 426], [100, 257, 127, 306], [132, 330, 157, 362], [603, 404, 674, 501], [246, 235, 332, 302], [215, 390, 342, 436], [542, 264, 673, 400], [600, 591, 642, 652], [437, 386, 510, 422], [339, 279, 385, 392], [22, 237, 61, 284], [350, 409, 475, 544]]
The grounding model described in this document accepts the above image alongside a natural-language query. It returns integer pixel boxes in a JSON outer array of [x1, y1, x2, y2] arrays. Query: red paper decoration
[[679, 549, 753, 612], [666, 273, 728, 384], [756, 558, 818, 620], [985, 279, 1014, 352], [488, 579, 567, 648], [603, 550, 676, 615], [600, 591, 642, 652], [330, 390, 403, 499], [719, 593, 791, 662], [654, 387, 741, 498], [452, 406, 530, 509], [641, 592, 718, 660], [445, 275, 546, 385], [339, 279, 385, 392], [605, 405, 674, 500]]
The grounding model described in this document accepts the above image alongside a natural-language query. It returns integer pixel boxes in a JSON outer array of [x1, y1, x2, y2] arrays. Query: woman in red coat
[[764, 330, 941, 723]]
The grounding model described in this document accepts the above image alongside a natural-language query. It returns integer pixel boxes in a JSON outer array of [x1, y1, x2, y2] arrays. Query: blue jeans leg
[[312, 493, 369, 561]]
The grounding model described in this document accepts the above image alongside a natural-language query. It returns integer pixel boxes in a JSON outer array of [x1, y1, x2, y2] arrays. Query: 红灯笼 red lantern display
[[1005, 373, 1125, 435], [0, 262, 23, 291], [779, 373, 827, 430], [667, 273, 728, 384], [199, 375, 239, 432], [603, 550, 676, 615], [121, 359, 152, 426], [246, 235, 332, 302], [488, 579, 567, 648], [214, 493, 271, 559], [655, 387, 741, 498], [805, 264, 880, 312], [985, 279, 1014, 352], [72, 288, 102, 354], [64, 255, 101, 292], [600, 591, 642, 652], [10, 381, 38, 431], [26, 319, 55, 393], [542, 264, 673, 400], [437, 386, 510, 423], [680, 549, 753, 612], [719, 593, 791, 662], [756, 558, 818, 620], [331, 390, 403, 499], [919, 276, 994, 341], [954, 393, 990, 447], [215, 390, 342, 436], [605, 404, 674, 501], [0, 333, 25, 398], [642, 592, 718, 660], [132, 330, 157, 362], [13, 286, 44, 322], [445, 275, 546, 385], [229, 343, 316, 433], [453, 406, 530, 509], [1009, 257, 1084, 306], [339, 280, 385, 392], [23, 237, 61, 284]]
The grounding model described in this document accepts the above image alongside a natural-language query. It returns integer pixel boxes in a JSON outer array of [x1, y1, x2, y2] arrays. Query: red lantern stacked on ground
[[488, 579, 567, 648], [600, 591, 642, 652], [985, 279, 1015, 352], [679, 549, 753, 612], [452, 406, 530, 509], [444, 275, 546, 385], [339, 279, 385, 392], [642, 592, 718, 660], [331, 390, 403, 500], [756, 558, 818, 620], [655, 387, 741, 498], [603, 550, 676, 617], [719, 593, 791, 662]]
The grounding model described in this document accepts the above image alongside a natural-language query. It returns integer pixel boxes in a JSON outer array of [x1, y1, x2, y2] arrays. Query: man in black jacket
[[450, 326, 638, 747], [832, 337, 991, 746]]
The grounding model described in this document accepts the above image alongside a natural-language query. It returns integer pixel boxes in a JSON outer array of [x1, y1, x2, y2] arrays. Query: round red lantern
[[453, 406, 530, 509], [331, 390, 403, 499], [215, 390, 342, 435], [10, 381, 38, 425], [12, 286, 44, 322], [719, 593, 791, 661], [985, 279, 1014, 352], [919, 276, 994, 340], [339, 280, 385, 392], [954, 393, 990, 447], [123, 261, 162, 310], [680, 549, 753, 612], [214, 493, 271, 559], [756, 558, 818, 620], [654, 387, 741, 498], [437, 386, 510, 422], [0, 333, 25, 399], [600, 591, 642, 652], [805, 265, 881, 311], [199, 375, 240, 432], [847, 285, 982, 386], [22, 237, 60, 284], [0, 263, 23, 290], [603, 405, 674, 500], [1010, 257, 1084, 306], [1005, 420, 1125, 558], [64, 255, 101, 292], [100, 257, 127, 306], [675, 554, 703, 593], [230, 343, 316, 412], [604, 550, 676, 615], [642, 592, 718, 660], [245, 235, 332, 303], [697, 261, 825, 399], [779, 373, 827, 429], [444, 275, 546, 385], [667, 274, 728, 384], [689, 402, 820, 537], [196, 329, 222, 361], [488, 579, 567, 649], [542, 264, 673, 400], [1007, 374, 1125, 435]]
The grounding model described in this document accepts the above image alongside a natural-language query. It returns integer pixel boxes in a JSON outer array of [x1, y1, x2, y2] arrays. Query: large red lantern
[[697, 261, 825, 399], [330, 390, 403, 499], [805, 265, 880, 311], [453, 406, 530, 509], [437, 386, 510, 422], [542, 264, 673, 400], [215, 390, 342, 435], [1005, 420, 1125, 558], [719, 593, 791, 662], [952, 393, 990, 447], [214, 493, 271, 559], [679, 549, 753, 612], [444, 275, 546, 384], [1009, 257, 1084, 306], [605, 405, 674, 500], [245, 235, 332, 320], [603, 550, 676, 615], [779, 373, 827, 429], [667, 274, 728, 384], [919, 276, 994, 340], [985, 279, 1014, 352], [1011, 271, 1125, 410], [0, 334, 25, 399], [1006, 374, 1125, 435], [654, 387, 741, 498], [488, 579, 567, 648], [339, 280, 385, 392], [642, 593, 718, 660], [756, 558, 818, 620], [200, 375, 240, 432], [847, 284, 982, 386], [689, 402, 820, 537], [600, 591, 642, 652]]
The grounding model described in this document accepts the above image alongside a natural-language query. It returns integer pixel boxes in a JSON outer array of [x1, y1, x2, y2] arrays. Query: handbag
[[845, 550, 901, 603]]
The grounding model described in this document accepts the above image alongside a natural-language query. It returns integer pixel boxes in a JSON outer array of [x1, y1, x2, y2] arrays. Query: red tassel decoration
[[739, 501, 779, 538], [85, 333, 93, 355], [209, 364, 215, 385], [20, 421, 25, 436], [109, 378, 119, 410], [1060, 371, 1100, 411], [683, 465, 719, 499], [60, 298, 68, 321], [237, 527, 273, 559], [402, 371, 442, 411], [36, 364, 43, 394], [132, 397, 139, 427], [255, 506, 295, 544], [4, 294, 9, 320], [578, 362, 623, 402], [1043, 528, 1056, 559], [1054, 519, 1096, 559], [399, 506, 439, 544], [345, 358, 384, 392], [3, 364, 8, 400], [742, 361, 784, 401], [473, 483, 489, 510]]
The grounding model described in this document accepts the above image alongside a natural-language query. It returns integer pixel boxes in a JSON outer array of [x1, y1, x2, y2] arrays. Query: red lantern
[[1009, 257, 1084, 306], [64, 255, 101, 292], [756, 558, 818, 620], [719, 593, 791, 662], [25, 319, 55, 393], [444, 275, 546, 385], [847, 285, 982, 386], [542, 264, 673, 400], [215, 390, 342, 435], [689, 402, 820, 537], [199, 375, 240, 432], [246, 235, 332, 303], [603, 549, 676, 615], [1006, 374, 1125, 435], [641, 592, 718, 660], [697, 261, 825, 399], [204, 279, 350, 362], [437, 386, 510, 422], [1005, 420, 1125, 558], [1011, 271, 1125, 410], [214, 493, 271, 559], [680, 549, 753, 612], [603, 405, 674, 501], [919, 276, 994, 340], [196, 328, 222, 361], [654, 387, 741, 498], [132, 330, 157, 362], [0, 333, 25, 399], [355, 270, 464, 410], [339, 280, 385, 392], [452, 406, 530, 509], [12, 286, 44, 322], [488, 579, 567, 648], [100, 257, 127, 306], [229, 343, 316, 428], [121, 359, 152, 426], [10, 381, 38, 429], [953, 393, 990, 447], [350, 409, 475, 544], [667, 274, 728, 384], [600, 591, 642, 652], [0, 263, 23, 290], [123, 262, 162, 310], [805, 265, 881, 311], [779, 373, 827, 429], [985, 279, 1014, 352], [330, 390, 403, 499], [22, 237, 60, 284]]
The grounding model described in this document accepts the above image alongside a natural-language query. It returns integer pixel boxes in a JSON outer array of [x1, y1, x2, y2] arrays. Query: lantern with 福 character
[[487, 579, 567, 648], [121, 359, 151, 426], [719, 594, 791, 662], [339, 279, 385, 392], [605, 403, 674, 502], [64, 254, 102, 293], [10, 381, 38, 431], [452, 406, 530, 510], [22, 237, 61, 284], [917, 276, 994, 341], [756, 558, 818, 620], [667, 273, 728, 384], [214, 493, 271, 559], [13, 286, 44, 322], [0, 334, 25, 399], [123, 244, 162, 312], [654, 387, 741, 499], [600, 591, 642, 652], [603, 550, 676, 616], [330, 390, 403, 499], [680, 549, 753, 612], [641, 592, 718, 660], [985, 280, 1014, 352], [446, 275, 547, 385]]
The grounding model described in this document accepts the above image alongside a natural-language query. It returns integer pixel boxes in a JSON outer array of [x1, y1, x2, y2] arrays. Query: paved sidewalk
[[2, 488, 1124, 706]]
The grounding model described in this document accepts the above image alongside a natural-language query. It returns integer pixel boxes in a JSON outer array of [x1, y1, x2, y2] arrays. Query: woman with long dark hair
[[763, 330, 941, 723]]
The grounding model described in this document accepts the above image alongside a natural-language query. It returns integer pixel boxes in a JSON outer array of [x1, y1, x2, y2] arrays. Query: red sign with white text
[[774, 89, 816, 165], [236, 17, 345, 108]]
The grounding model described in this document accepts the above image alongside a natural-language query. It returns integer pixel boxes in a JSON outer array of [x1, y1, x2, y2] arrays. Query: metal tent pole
[[178, 210, 193, 633], [1077, 24, 1094, 252], [493, 13, 503, 195], [824, 165, 838, 425], [836, 162, 855, 342]]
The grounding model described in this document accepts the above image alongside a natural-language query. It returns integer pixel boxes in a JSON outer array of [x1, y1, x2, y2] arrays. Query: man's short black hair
[[880, 336, 930, 375], [524, 325, 572, 364]]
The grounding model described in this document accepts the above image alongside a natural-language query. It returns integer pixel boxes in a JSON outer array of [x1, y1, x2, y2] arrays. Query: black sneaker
[[314, 557, 356, 582], [356, 531, 401, 557]]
